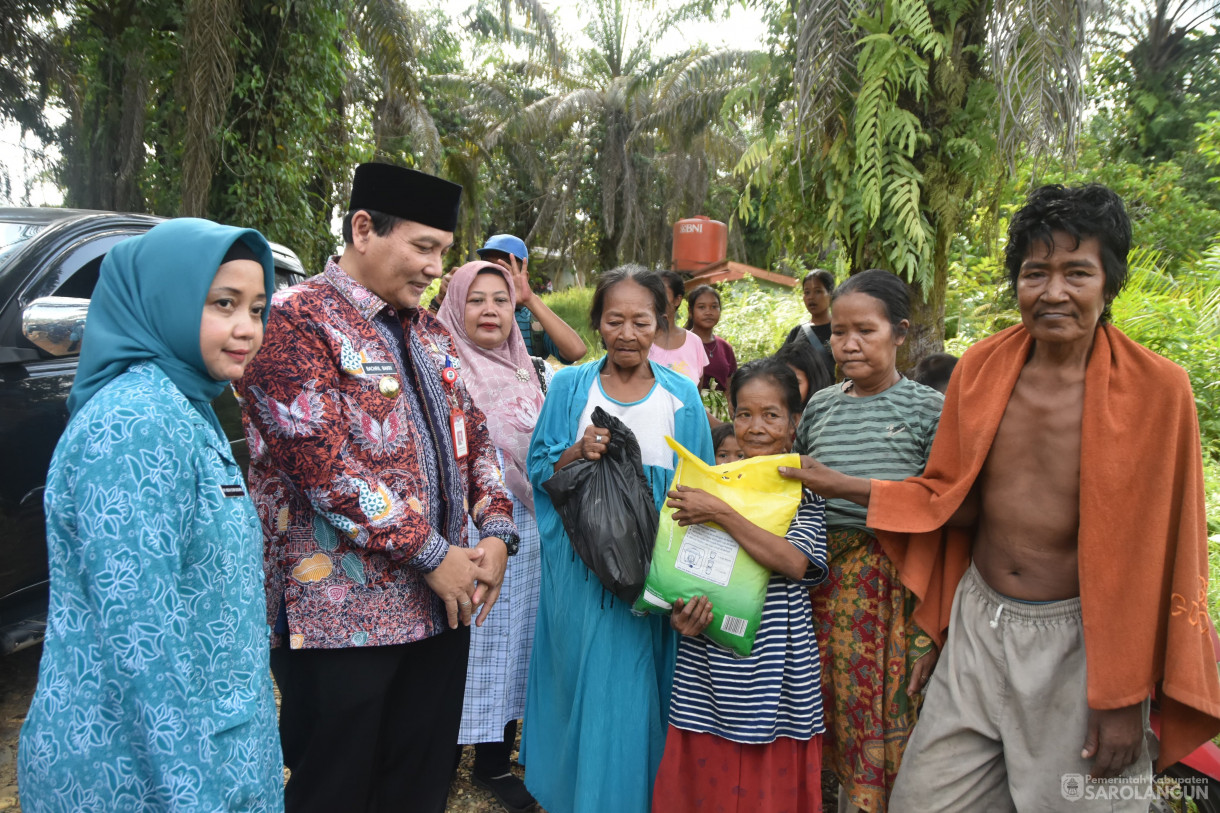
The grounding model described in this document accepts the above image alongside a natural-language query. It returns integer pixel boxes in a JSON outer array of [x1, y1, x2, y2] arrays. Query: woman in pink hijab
[[437, 261, 549, 813]]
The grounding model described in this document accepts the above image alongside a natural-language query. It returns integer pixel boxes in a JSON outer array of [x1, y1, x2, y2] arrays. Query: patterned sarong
[[811, 528, 932, 812]]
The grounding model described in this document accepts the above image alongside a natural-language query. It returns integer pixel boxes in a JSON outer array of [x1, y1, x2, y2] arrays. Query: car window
[[23, 232, 139, 304], [51, 256, 102, 299], [0, 221, 49, 269]]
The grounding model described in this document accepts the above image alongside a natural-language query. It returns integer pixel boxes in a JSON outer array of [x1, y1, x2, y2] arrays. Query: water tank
[[672, 216, 728, 273]]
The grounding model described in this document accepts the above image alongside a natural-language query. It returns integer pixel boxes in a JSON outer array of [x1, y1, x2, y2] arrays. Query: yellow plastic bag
[[633, 437, 803, 657]]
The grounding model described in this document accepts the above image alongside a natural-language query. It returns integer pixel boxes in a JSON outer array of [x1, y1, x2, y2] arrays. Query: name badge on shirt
[[450, 407, 468, 459], [221, 484, 245, 498], [362, 362, 396, 376]]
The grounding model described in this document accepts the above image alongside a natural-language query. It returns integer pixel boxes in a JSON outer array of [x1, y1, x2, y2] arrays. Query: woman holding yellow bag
[[652, 359, 829, 813]]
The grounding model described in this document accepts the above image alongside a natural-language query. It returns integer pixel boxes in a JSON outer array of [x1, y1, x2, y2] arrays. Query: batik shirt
[[18, 362, 282, 812], [236, 259, 516, 650]]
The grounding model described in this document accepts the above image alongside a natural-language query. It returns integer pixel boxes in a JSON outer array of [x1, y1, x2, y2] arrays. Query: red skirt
[[652, 725, 823, 813]]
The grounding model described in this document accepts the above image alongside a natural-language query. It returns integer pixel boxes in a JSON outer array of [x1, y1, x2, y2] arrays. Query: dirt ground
[[0, 646, 841, 812], [0, 644, 515, 812], [0, 646, 38, 810]]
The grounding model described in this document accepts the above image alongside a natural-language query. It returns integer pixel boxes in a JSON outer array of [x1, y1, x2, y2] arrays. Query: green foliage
[[702, 384, 731, 423], [713, 278, 806, 362], [538, 285, 600, 355], [1032, 138, 1220, 274], [22, 1, 357, 270], [943, 241, 1019, 351], [1112, 246, 1220, 462], [1199, 110, 1220, 172], [1089, 10, 1220, 164], [207, 2, 353, 272]]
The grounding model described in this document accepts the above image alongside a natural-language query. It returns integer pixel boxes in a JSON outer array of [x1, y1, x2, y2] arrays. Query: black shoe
[[472, 771, 537, 813]]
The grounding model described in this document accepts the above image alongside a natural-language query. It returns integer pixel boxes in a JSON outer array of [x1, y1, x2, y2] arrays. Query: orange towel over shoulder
[[867, 323, 1220, 770]]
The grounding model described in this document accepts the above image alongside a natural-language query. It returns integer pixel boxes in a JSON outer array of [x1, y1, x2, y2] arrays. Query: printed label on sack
[[674, 524, 738, 587], [640, 588, 672, 611], [720, 614, 748, 637]]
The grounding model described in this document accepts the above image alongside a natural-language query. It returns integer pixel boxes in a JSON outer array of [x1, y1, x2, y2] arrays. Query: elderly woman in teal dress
[[521, 264, 714, 813], [18, 219, 283, 812]]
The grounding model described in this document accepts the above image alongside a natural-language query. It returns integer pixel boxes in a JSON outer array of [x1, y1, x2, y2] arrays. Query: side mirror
[[22, 296, 90, 357]]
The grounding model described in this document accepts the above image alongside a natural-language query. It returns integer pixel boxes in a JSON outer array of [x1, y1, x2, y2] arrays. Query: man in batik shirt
[[237, 162, 518, 813]]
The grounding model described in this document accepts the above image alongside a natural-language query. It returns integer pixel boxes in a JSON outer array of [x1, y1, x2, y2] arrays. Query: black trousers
[[271, 626, 471, 813]]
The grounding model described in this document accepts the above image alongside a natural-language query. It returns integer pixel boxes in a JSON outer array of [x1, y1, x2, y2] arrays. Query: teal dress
[[521, 359, 713, 813], [18, 218, 281, 812], [19, 365, 283, 812]]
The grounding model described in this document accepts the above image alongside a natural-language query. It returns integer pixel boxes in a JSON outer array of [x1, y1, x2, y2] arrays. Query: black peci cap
[[348, 162, 463, 232]]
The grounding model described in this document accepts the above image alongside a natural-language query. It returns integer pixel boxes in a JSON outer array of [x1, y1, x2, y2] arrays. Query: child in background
[[912, 351, 958, 395], [711, 423, 745, 465], [653, 359, 829, 813], [685, 285, 738, 393], [774, 338, 834, 413], [649, 271, 709, 384]]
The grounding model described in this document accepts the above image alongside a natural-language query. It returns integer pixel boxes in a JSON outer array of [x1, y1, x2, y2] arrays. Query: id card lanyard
[[442, 358, 468, 459]]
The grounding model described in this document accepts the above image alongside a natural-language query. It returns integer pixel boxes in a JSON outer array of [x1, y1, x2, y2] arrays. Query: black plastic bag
[[542, 406, 659, 603]]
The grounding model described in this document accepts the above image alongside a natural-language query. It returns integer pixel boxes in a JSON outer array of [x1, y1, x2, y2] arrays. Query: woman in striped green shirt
[[786, 269, 944, 813]]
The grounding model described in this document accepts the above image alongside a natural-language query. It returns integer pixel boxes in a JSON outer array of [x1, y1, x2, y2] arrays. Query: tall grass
[[539, 286, 599, 354], [714, 279, 807, 362]]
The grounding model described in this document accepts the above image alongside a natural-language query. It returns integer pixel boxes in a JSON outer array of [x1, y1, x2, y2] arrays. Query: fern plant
[[738, 0, 1087, 361]]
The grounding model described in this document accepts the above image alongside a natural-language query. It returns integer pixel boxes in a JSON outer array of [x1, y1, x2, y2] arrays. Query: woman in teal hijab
[[18, 218, 285, 812]]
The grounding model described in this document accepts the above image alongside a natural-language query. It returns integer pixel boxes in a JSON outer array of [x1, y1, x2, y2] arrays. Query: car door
[[0, 221, 149, 636]]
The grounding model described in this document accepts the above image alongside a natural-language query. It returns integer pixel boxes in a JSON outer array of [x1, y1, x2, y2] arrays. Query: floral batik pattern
[[811, 528, 933, 813], [18, 362, 282, 813], [236, 259, 515, 650]]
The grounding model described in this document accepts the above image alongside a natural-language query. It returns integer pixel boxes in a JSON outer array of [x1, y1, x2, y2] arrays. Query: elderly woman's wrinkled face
[[599, 279, 658, 372], [733, 376, 796, 458], [464, 270, 515, 350]]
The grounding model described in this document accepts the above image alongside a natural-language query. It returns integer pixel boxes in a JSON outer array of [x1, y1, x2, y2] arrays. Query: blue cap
[[476, 234, 528, 261]]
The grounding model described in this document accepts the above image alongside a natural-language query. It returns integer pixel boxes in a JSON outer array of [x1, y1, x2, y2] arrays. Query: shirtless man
[[782, 184, 1220, 811]]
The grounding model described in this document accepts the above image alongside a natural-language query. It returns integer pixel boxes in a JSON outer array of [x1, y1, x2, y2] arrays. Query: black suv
[[0, 208, 307, 654]]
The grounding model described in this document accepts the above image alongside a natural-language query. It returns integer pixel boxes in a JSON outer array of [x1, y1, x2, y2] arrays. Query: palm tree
[[750, 0, 1090, 359], [481, 0, 766, 272], [1091, 0, 1220, 161]]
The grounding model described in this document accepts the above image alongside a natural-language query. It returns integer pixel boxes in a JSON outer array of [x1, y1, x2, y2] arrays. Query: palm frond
[[180, 0, 238, 216], [349, 0, 422, 103], [989, 0, 1087, 163], [794, 0, 866, 146], [499, 0, 565, 75]]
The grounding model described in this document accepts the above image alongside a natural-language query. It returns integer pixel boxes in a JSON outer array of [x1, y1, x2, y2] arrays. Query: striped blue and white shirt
[[668, 492, 829, 744]]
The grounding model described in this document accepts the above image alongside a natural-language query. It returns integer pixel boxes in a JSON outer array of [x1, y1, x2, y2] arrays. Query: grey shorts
[[889, 562, 1153, 813]]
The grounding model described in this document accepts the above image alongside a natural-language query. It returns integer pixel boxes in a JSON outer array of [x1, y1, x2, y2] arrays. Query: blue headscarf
[[67, 218, 275, 438]]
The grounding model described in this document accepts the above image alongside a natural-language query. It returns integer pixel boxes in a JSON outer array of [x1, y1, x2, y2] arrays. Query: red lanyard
[[442, 359, 467, 459]]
